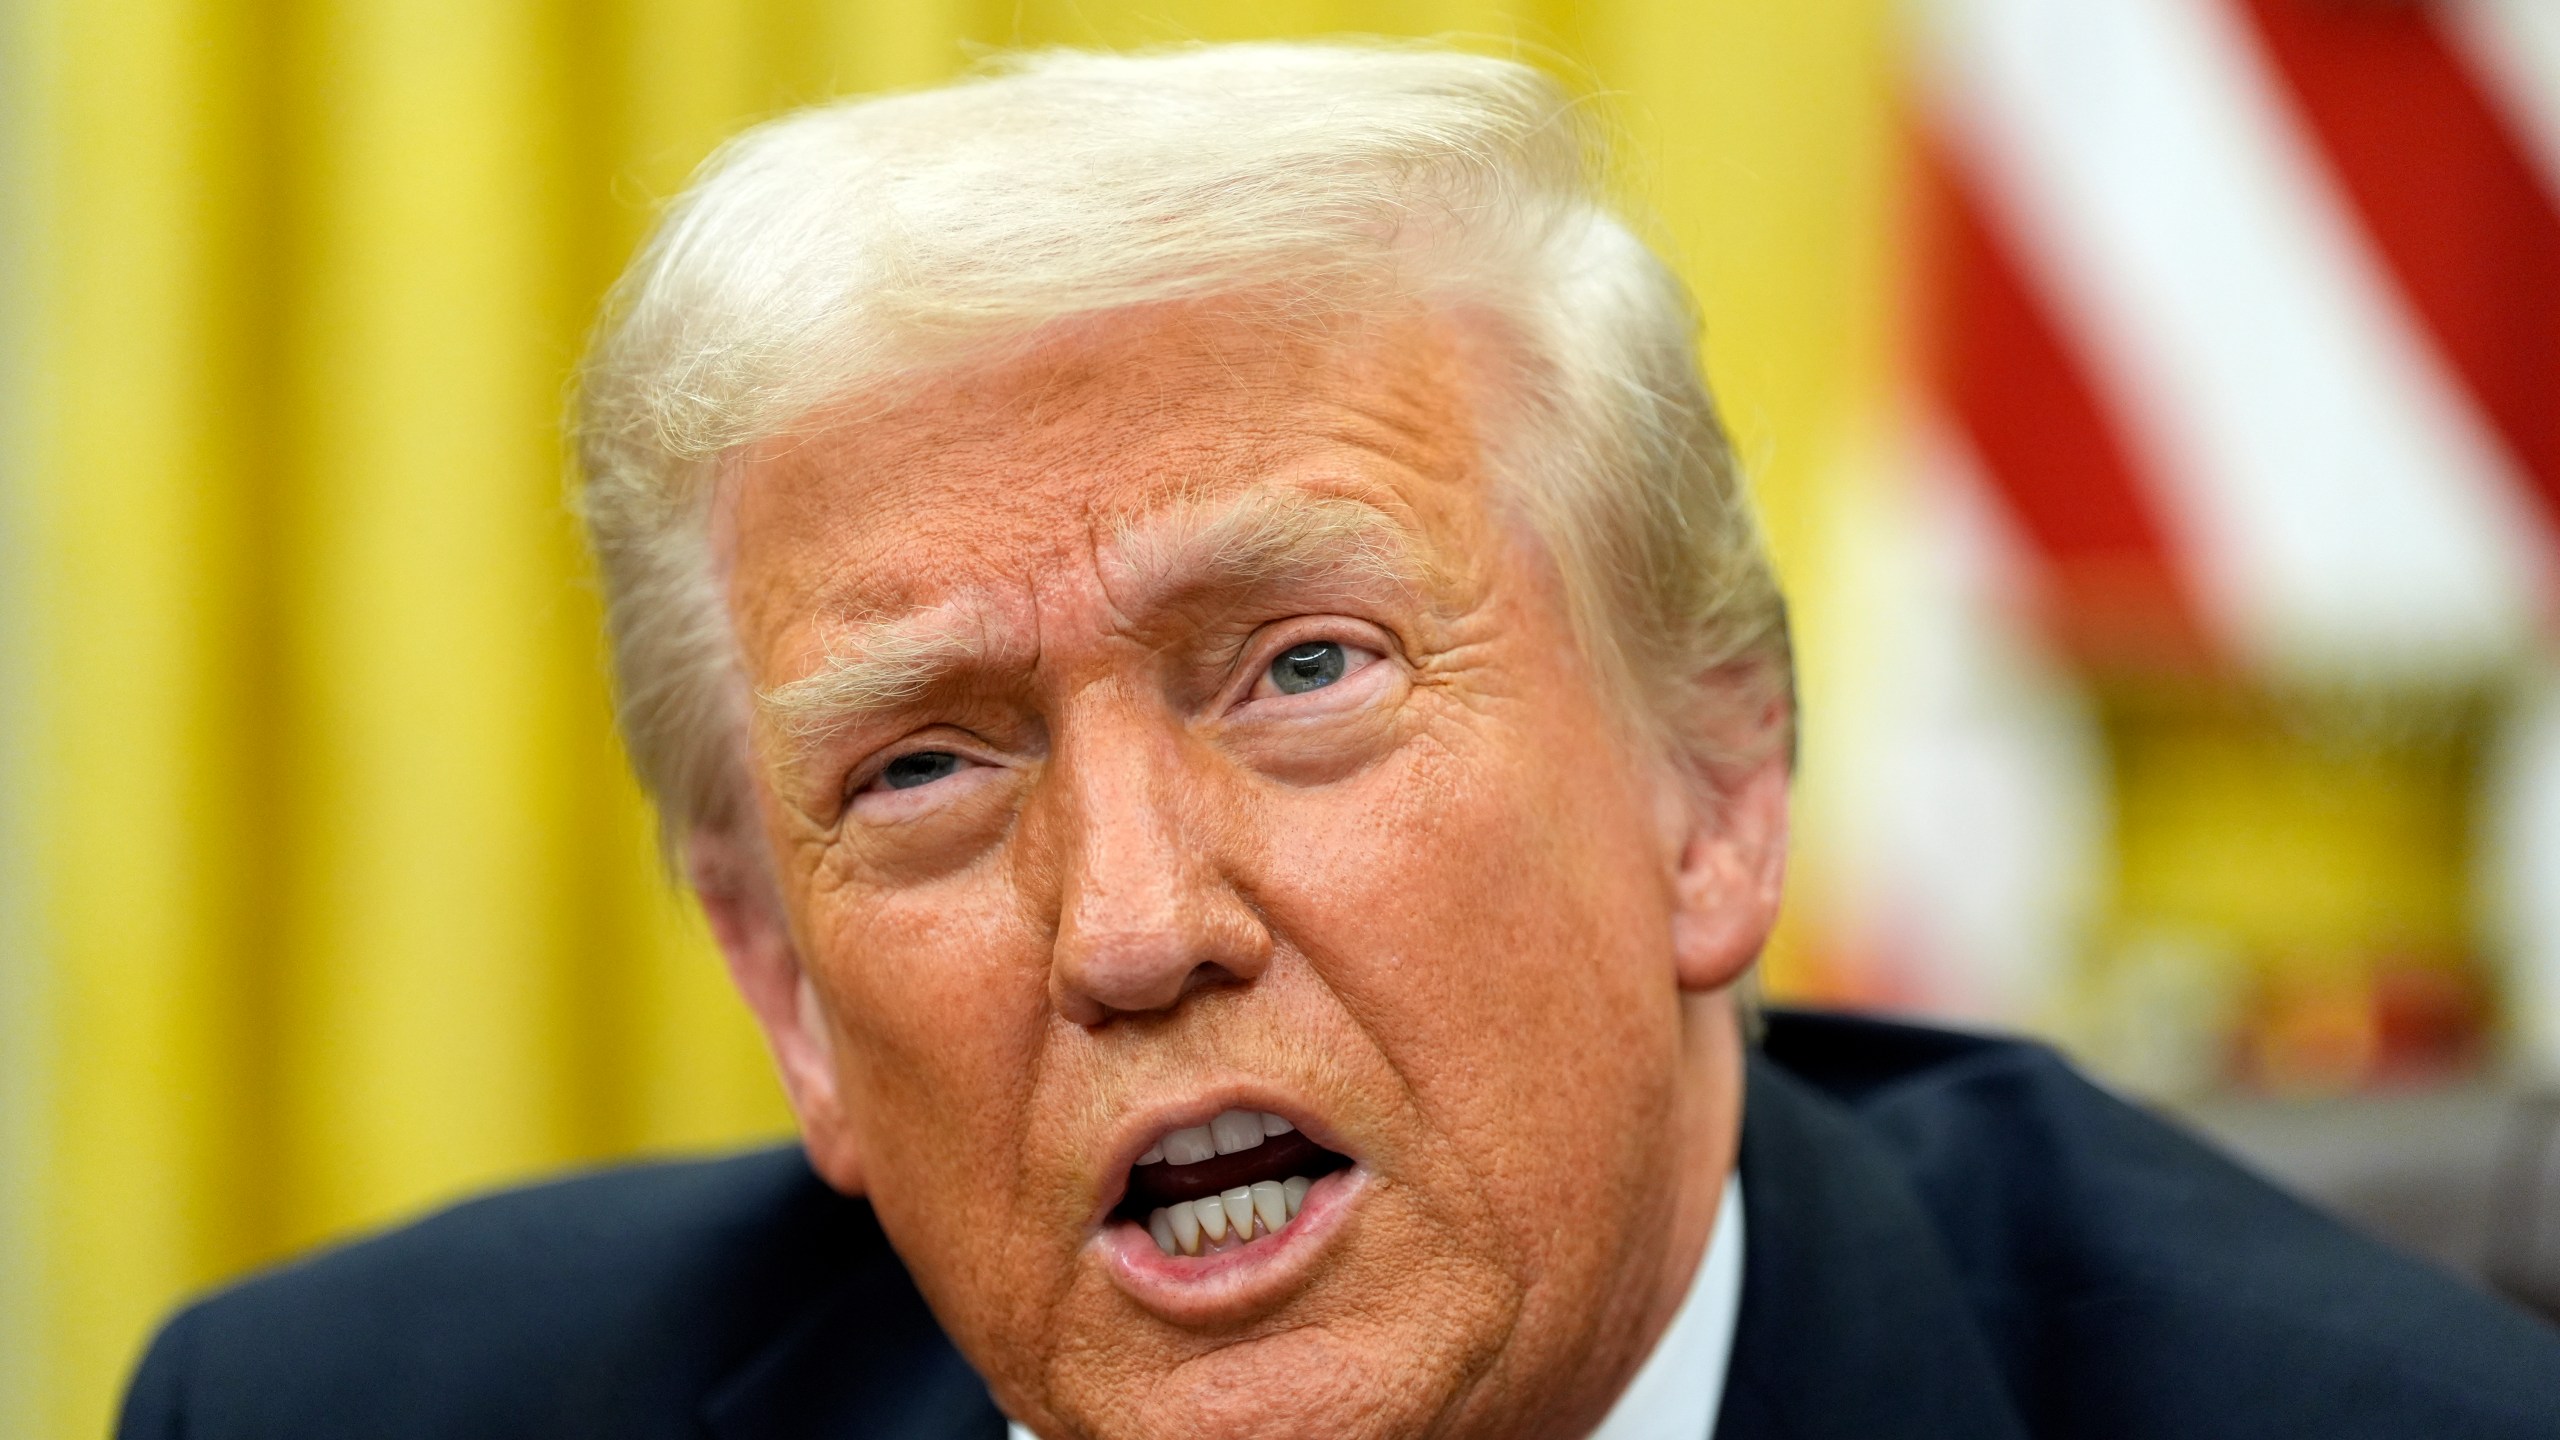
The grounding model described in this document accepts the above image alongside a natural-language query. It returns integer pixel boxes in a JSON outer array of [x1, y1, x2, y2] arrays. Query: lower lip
[[1095, 1165, 1366, 1321]]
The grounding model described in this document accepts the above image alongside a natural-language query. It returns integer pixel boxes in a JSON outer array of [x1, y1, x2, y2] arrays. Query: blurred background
[[3, 0, 2557, 1433]]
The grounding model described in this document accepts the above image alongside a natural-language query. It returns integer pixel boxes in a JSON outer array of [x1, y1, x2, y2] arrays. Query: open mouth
[[1115, 1108, 1354, 1258]]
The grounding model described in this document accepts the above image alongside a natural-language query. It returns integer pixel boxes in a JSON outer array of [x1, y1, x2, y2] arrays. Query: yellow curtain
[[5, 1, 1894, 1433]]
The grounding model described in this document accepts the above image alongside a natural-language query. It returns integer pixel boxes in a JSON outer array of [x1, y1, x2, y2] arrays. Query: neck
[[1617, 993, 1747, 1410], [1486, 991, 1749, 1439]]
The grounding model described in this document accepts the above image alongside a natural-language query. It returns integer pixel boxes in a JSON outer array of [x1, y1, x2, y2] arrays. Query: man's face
[[712, 308, 1755, 1438]]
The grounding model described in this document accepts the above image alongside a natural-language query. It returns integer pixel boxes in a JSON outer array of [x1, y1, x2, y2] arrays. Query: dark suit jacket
[[121, 1010, 2560, 1438]]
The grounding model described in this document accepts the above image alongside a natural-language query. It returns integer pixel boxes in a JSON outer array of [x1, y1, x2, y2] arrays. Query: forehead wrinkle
[[1323, 389, 1465, 472]]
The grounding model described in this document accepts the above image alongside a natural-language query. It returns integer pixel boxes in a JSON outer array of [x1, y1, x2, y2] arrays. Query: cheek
[[799, 866, 1052, 1210], [784, 854, 1123, 1374], [1258, 698, 1681, 1211]]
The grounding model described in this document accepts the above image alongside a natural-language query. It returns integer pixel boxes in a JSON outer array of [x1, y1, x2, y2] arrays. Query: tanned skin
[[688, 305, 1789, 1440]]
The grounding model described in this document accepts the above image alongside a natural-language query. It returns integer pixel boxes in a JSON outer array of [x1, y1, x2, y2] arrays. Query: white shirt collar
[[1006, 1173, 1745, 1440], [1586, 1170, 1746, 1440]]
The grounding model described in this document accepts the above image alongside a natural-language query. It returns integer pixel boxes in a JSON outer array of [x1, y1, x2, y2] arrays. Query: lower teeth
[[1148, 1174, 1315, 1256]]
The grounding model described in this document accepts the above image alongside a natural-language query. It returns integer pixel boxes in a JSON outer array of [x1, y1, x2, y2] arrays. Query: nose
[[1034, 699, 1273, 1026]]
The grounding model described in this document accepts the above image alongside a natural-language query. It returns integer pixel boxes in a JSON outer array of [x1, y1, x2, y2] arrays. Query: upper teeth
[[1144, 1108, 1293, 1167]]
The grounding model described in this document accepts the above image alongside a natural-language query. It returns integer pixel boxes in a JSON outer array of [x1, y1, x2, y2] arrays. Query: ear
[[688, 823, 866, 1195], [1665, 749, 1792, 994]]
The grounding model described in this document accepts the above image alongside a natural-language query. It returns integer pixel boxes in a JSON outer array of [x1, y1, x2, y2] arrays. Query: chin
[[981, 1199, 1533, 1440], [1038, 1325, 1470, 1440]]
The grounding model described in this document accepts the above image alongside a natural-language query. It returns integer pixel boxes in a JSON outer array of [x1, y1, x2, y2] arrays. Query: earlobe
[[1667, 753, 1792, 994], [688, 826, 867, 1195]]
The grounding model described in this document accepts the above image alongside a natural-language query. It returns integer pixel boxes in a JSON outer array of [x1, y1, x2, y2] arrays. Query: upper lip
[[1094, 1091, 1343, 1223]]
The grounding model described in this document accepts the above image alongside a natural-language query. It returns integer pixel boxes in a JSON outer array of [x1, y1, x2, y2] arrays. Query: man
[[122, 43, 2560, 1440]]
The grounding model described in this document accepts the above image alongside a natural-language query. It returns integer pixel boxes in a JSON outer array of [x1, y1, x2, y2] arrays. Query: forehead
[[721, 307, 1490, 631]]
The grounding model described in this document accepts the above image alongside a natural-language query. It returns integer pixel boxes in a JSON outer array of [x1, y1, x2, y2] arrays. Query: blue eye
[[1269, 641, 1347, 695], [879, 751, 962, 790]]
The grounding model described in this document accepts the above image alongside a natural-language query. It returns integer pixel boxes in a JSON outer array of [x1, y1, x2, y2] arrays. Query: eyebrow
[[758, 615, 988, 759], [1106, 488, 1423, 612], [755, 489, 1426, 761]]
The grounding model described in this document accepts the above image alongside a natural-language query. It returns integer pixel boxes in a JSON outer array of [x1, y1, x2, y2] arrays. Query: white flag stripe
[[1797, 410, 2100, 1024], [1892, 422, 2105, 1021], [1920, 0, 2550, 680], [2450, 0, 2560, 204], [1915, 0, 2234, 657]]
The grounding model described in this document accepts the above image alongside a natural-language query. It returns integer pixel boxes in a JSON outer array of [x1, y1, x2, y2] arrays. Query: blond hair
[[577, 42, 1791, 847]]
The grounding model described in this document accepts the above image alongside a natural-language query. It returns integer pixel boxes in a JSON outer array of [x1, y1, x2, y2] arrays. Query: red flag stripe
[[1918, 128, 2219, 672], [2234, 0, 2560, 528]]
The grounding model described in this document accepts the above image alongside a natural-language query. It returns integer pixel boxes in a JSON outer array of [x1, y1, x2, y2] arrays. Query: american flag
[[1811, 0, 2560, 1088]]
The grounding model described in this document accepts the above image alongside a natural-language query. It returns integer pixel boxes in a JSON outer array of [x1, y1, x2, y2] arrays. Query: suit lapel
[[1712, 1057, 2029, 1440], [700, 1211, 1005, 1440]]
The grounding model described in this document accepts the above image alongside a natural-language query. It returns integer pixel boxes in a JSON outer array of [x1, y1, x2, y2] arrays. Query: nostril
[[1053, 957, 1241, 1027], [1050, 902, 1271, 1023]]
